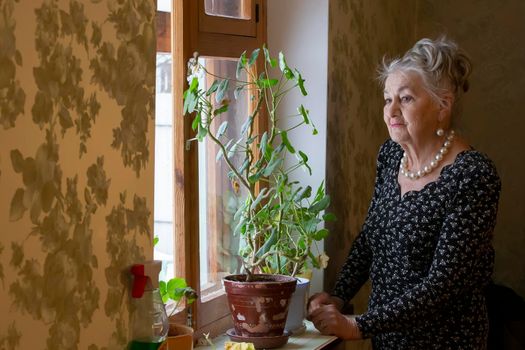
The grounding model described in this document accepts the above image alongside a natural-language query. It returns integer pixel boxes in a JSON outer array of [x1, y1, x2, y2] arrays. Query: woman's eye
[[384, 98, 392, 105], [401, 96, 413, 103]]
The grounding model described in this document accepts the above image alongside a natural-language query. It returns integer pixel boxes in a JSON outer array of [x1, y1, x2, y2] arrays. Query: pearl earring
[[436, 128, 445, 137]]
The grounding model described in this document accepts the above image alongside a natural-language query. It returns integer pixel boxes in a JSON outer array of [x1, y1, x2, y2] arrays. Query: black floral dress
[[332, 139, 501, 349]]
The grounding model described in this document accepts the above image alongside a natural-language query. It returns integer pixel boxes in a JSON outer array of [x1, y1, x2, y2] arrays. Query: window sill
[[195, 320, 342, 349]]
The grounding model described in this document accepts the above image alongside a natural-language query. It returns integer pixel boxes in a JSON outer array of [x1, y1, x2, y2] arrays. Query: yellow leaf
[[224, 341, 255, 350], [318, 252, 330, 269]]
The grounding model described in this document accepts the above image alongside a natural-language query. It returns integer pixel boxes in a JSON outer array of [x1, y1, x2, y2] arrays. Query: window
[[154, 0, 266, 336], [154, 0, 174, 283], [204, 0, 252, 19], [200, 0, 256, 36], [198, 57, 251, 302]]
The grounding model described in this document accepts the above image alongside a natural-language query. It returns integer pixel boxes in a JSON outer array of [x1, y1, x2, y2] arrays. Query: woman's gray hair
[[377, 36, 472, 119]]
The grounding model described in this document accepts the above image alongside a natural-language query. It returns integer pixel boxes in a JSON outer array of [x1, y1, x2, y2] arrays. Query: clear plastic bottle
[[129, 261, 169, 350]]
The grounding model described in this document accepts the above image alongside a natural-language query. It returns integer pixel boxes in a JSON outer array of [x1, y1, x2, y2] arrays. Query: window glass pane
[[154, 50, 174, 282], [157, 0, 172, 12], [198, 57, 250, 300], [204, 0, 252, 20]]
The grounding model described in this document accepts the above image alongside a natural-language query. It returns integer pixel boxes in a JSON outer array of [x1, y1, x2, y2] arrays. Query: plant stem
[[274, 82, 299, 99], [200, 63, 252, 85], [207, 130, 251, 195], [276, 186, 285, 274], [251, 250, 274, 269], [285, 121, 306, 133]]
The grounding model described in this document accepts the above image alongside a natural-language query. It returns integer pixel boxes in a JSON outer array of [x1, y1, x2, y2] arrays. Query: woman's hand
[[306, 292, 344, 318], [308, 304, 363, 340]]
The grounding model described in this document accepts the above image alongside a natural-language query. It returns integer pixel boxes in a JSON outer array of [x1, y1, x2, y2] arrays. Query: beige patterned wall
[[417, 0, 525, 300], [0, 0, 156, 349], [325, 1, 416, 348]]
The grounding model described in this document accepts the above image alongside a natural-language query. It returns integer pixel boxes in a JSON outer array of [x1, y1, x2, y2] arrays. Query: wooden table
[[196, 321, 342, 350]]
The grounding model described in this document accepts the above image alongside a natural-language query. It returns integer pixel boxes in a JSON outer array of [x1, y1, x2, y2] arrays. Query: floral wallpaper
[[0, 0, 155, 349]]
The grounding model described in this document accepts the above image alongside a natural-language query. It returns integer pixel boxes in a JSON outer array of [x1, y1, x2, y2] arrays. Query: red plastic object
[[131, 264, 148, 298]]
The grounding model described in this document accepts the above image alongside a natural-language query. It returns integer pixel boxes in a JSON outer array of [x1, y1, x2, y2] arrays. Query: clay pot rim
[[223, 273, 298, 284], [167, 323, 194, 337]]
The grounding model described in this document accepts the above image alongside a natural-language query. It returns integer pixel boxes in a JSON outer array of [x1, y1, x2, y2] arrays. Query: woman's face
[[383, 70, 443, 148]]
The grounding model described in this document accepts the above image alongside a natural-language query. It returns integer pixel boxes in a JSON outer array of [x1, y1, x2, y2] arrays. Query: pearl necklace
[[400, 130, 455, 180]]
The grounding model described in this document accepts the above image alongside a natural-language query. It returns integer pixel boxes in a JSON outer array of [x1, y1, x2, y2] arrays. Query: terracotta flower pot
[[159, 323, 193, 350], [223, 274, 297, 338]]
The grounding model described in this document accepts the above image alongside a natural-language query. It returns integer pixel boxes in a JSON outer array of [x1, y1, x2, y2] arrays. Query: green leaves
[[196, 123, 208, 141], [263, 45, 277, 67], [215, 79, 229, 103], [259, 131, 268, 157], [191, 112, 200, 131], [213, 102, 229, 116], [216, 121, 229, 138], [278, 52, 295, 80], [248, 48, 260, 67], [183, 77, 199, 114], [313, 229, 329, 241], [280, 130, 295, 154], [258, 78, 278, 88], [297, 150, 312, 175], [241, 116, 254, 136], [250, 187, 269, 211], [262, 158, 283, 177], [236, 51, 247, 79], [298, 105, 310, 125], [234, 85, 244, 99], [159, 277, 197, 305], [189, 76, 199, 91], [236, 48, 259, 79], [206, 79, 220, 96], [294, 186, 312, 202], [255, 229, 277, 258], [227, 141, 239, 159], [182, 46, 331, 277], [295, 70, 307, 96], [310, 194, 330, 213], [262, 145, 285, 177], [278, 52, 287, 72], [323, 212, 337, 222]]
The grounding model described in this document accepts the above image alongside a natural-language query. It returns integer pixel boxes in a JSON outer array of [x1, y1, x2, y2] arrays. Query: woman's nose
[[385, 99, 400, 117]]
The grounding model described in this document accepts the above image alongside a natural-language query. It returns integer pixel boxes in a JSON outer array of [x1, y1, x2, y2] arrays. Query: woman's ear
[[438, 93, 454, 122]]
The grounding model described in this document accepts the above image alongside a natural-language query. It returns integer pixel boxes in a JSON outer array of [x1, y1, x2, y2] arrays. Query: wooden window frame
[[199, 0, 257, 37], [172, 0, 267, 337]]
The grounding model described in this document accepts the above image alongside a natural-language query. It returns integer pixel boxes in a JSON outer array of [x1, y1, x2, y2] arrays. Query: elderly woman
[[308, 37, 501, 349]]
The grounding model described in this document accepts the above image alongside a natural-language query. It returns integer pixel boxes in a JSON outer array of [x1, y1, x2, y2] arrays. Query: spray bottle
[[129, 261, 169, 350]]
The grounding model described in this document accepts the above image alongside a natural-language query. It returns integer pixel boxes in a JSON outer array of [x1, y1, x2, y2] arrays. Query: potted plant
[[258, 179, 333, 335], [159, 276, 197, 350], [183, 46, 333, 343]]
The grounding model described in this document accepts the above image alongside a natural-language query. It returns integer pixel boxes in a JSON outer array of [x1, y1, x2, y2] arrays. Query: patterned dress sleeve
[[331, 142, 390, 303], [355, 156, 501, 337]]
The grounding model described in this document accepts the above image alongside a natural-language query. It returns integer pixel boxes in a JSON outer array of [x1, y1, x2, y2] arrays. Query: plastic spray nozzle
[[130, 260, 162, 298]]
